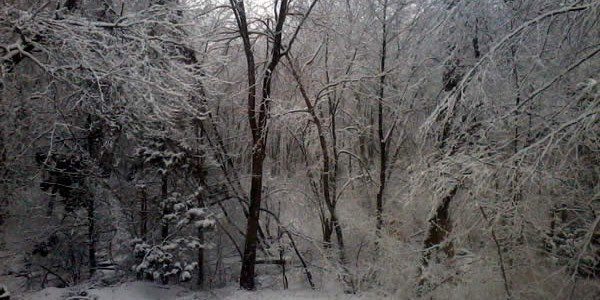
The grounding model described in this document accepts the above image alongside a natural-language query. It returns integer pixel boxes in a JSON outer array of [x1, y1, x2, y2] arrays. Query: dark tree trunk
[[422, 185, 458, 267], [233, 0, 290, 290], [228, 1, 260, 287], [195, 124, 207, 288], [86, 115, 97, 277], [239, 146, 266, 290], [47, 186, 58, 217], [161, 175, 169, 240], [197, 226, 205, 287], [288, 57, 353, 292], [87, 196, 97, 276], [376, 0, 389, 238], [232, 0, 316, 289], [140, 187, 148, 240]]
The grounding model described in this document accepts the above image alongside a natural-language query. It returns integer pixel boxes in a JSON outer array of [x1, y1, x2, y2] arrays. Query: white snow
[[22, 282, 189, 300], [20, 281, 382, 300]]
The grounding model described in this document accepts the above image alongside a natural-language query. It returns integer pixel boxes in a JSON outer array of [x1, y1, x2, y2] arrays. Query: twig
[[478, 204, 512, 300]]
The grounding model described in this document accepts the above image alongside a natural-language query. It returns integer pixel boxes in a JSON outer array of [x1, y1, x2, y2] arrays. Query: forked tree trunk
[[231, 0, 316, 289], [233, 0, 288, 289], [288, 57, 353, 292], [229, 0, 258, 289]]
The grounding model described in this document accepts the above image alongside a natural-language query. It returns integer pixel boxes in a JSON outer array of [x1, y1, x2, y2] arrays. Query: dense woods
[[0, 0, 599, 299]]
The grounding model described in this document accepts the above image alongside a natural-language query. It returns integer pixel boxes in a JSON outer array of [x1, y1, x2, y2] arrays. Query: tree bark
[[161, 174, 169, 240], [239, 148, 265, 290], [195, 123, 207, 288], [376, 0, 389, 238], [231, 0, 315, 289], [87, 196, 97, 277], [287, 57, 353, 291], [422, 185, 458, 267], [86, 115, 97, 277], [140, 187, 148, 240], [232, 0, 289, 289]]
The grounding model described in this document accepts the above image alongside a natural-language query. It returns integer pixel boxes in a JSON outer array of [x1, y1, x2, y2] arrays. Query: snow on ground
[[21, 282, 189, 300], [196, 288, 377, 300], [19, 281, 382, 300]]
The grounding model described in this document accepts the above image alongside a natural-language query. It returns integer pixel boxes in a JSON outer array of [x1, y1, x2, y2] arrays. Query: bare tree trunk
[[287, 57, 353, 291], [229, 0, 258, 289], [195, 123, 207, 288], [240, 149, 265, 290], [139, 187, 148, 240], [85, 115, 98, 277], [87, 196, 96, 277], [196, 210, 205, 287], [230, 0, 316, 289], [231, 0, 285, 289], [323, 37, 343, 248], [418, 2, 481, 289], [508, 14, 524, 246], [46, 187, 57, 217], [161, 174, 169, 240], [421, 185, 458, 267], [375, 0, 389, 238]]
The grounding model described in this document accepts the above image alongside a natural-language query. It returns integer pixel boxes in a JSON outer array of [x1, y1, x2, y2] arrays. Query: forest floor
[[18, 280, 377, 300]]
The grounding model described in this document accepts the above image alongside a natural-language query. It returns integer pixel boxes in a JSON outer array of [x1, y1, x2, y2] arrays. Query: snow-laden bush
[[131, 192, 214, 284]]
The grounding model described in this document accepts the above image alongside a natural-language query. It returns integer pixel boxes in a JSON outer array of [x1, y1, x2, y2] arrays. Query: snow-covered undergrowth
[[20, 281, 377, 300]]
